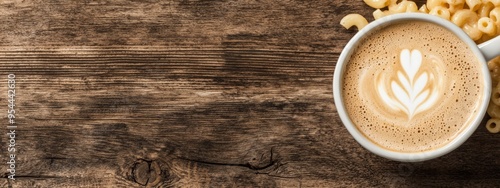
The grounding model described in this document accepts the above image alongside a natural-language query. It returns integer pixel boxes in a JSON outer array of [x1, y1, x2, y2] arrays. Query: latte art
[[376, 49, 442, 119], [342, 21, 484, 152]]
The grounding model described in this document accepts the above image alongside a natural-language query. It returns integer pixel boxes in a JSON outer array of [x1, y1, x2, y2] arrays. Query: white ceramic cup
[[333, 13, 500, 162]]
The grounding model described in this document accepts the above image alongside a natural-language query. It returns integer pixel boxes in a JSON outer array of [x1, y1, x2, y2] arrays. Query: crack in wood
[[178, 157, 276, 170], [177, 148, 278, 171]]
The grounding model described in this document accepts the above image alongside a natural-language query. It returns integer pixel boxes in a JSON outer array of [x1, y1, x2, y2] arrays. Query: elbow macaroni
[[340, 14, 369, 30], [405, 1, 419, 12], [488, 101, 500, 118], [419, 4, 429, 13], [448, 3, 465, 14], [486, 118, 500, 133], [426, 0, 446, 10], [430, 6, 451, 20], [463, 23, 483, 40], [490, 0, 500, 6], [492, 82, 500, 106], [373, 9, 387, 20], [388, 0, 418, 13], [341, 0, 500, 133], [489, 57, 500, 86], [478, 17, 496, 36], [478, 2, 494, 17], [451, 9, 478, 27], [447, 0, 465, 5], [466, 0, 482, 11], [491, 7, 500, 25], [364, 0, 390, 9]]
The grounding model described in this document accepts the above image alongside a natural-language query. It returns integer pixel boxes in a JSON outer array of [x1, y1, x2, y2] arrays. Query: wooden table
[[0, 0, 498, 187]]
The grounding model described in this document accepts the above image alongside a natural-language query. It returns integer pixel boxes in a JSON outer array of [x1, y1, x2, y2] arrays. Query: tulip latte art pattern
[[377, 49, 441, 119]]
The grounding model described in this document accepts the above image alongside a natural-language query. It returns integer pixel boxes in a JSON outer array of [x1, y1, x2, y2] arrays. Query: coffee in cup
[[342, 21, 484, 152]]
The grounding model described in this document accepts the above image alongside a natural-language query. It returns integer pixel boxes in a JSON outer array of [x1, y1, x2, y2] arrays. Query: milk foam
[[342, 21, 484, 152], [377, 49, 442, 119]]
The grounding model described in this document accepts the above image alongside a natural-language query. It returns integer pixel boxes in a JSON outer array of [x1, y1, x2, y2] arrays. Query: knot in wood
[[132, 159, 162, 187], [246, 148, 276, 170]]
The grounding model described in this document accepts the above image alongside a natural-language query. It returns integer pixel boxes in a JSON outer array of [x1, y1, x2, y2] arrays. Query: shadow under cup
[[333, 13, 491, 162]]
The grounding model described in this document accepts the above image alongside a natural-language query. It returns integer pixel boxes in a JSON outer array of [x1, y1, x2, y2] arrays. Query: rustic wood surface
[[0, 0, 498, 187]]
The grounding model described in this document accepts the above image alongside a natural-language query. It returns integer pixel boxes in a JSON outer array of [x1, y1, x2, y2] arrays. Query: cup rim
[[333, 13, 492, 162]]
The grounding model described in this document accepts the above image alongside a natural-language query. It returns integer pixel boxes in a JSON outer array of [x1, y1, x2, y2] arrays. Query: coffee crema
[[342, 21, 484, 152]]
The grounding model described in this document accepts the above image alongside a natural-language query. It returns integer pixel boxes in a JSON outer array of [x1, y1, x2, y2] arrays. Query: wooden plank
[[0, 0, 498, 187]]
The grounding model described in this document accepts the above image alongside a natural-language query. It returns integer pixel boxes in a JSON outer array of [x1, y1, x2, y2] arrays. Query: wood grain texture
[[0, 0, 498, 187]]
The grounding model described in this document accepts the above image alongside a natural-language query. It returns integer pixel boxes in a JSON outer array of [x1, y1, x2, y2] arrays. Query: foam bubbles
[[342, 21, 484, 153]]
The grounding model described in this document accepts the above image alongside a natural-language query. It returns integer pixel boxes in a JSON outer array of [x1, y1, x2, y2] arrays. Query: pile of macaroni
[[340, 0, 500, 133]]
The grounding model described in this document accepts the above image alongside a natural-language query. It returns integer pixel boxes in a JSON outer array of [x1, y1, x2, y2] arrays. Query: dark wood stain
[[0, 0, 498, 187]]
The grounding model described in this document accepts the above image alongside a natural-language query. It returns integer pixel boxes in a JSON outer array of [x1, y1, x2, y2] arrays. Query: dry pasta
[[490, 7, 500, 25], [451, 9, 478, 27], [463, 24, 483, 40], [448, 3, 465, 14], [486, 118, 500, 133], [488, 57, 500, 86], [419, 4, 429, 13], [465, 0, 482, 11], [487, 58, 500, 133], [389, 0, 399, 5], [487, 101, 500, 118], [478, 17, 496, 36], [490, 0, 500, 6], [340, 14, 369, 30], [373, 9, 387, 20], [478, 2, 494, 18], [492, 82, 500, 106], [364, 0, 390, 9], [447, 0, 465, 5], [388, 0, 419, 13], [429, 6, 451, 20], [426, 0, 446, 10]]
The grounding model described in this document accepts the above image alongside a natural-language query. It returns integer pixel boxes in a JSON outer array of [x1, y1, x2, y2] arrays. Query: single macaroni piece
[[446, 0, 465, 5], [478, 17, 497, 36], [465, 0, 482, 11], [492, 82, 500, 106], [486, 118, 500, 133], [448, 3, 465, 14], [389, 0, 399, 5], [478, 2, 494, 18], [487, 101, 500, 118], [389, 0, 418, 13], [340, 14, 369, 30], [373, 9, 388, 20], [406, 1, 419, 12], [488, 57, 499, 72], [364, 0, 390, 9], [419, 4, 429, 13], [490, 0, 500, 6], [490, 7, 500, 26], [478, 33, 495, 44], [429, 6, 451, 20], [452, 9, 478, 27], [426, 0, 446, 10], [462, 24, 483, 41]]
